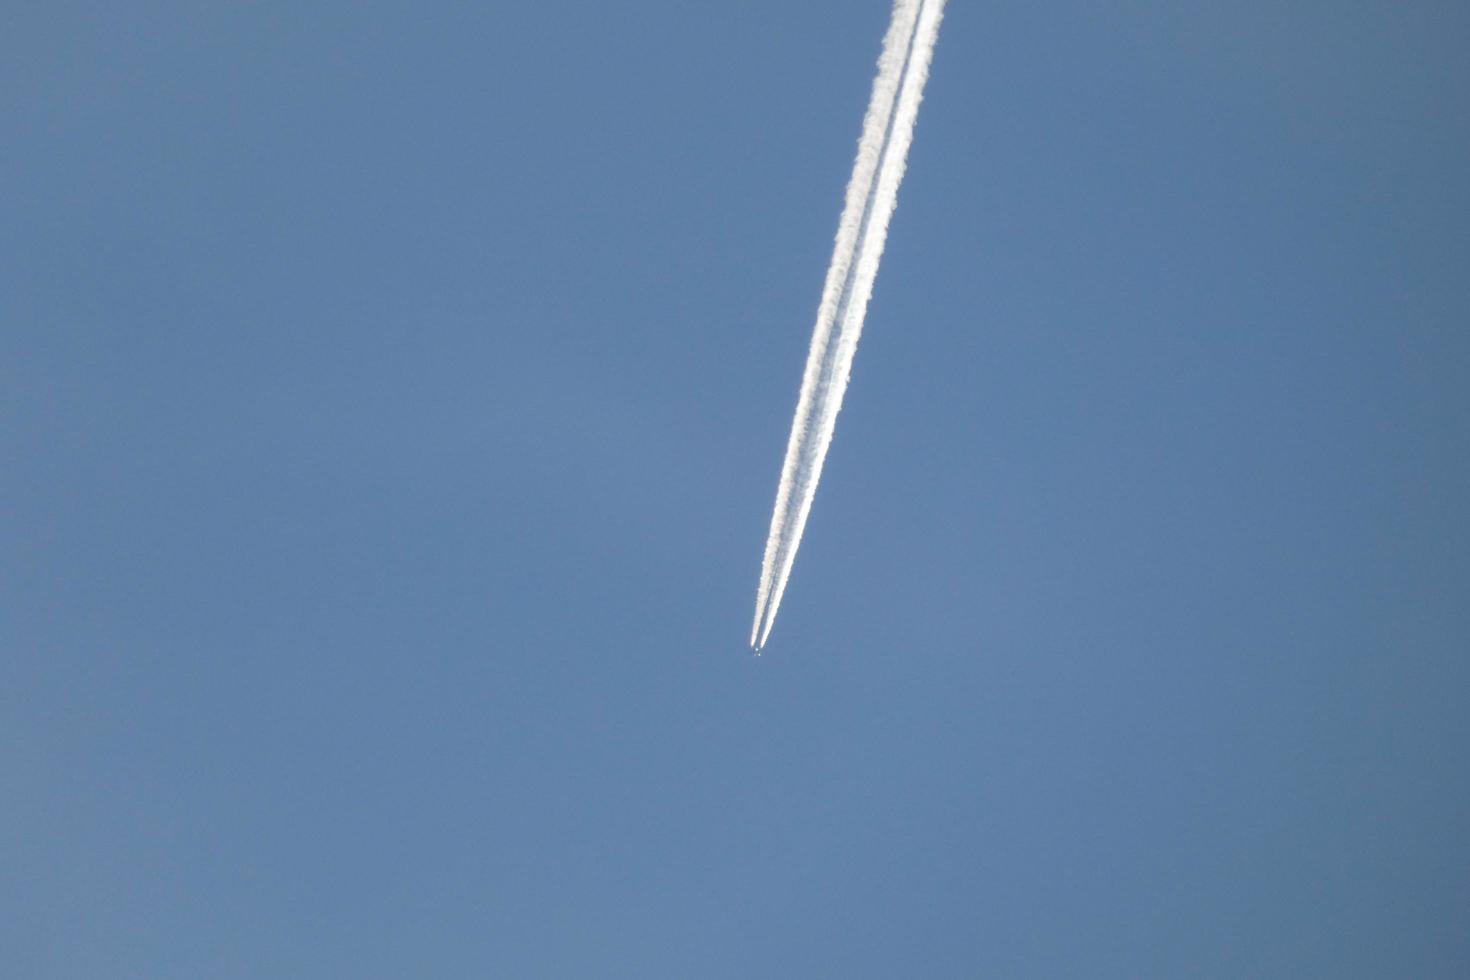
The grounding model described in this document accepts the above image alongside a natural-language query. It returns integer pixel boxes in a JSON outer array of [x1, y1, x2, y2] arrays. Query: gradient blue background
[[5, 1, 1468, 976]]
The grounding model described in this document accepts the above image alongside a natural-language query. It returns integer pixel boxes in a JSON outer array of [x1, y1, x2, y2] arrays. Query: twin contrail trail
[[751, 0, 946, 650]]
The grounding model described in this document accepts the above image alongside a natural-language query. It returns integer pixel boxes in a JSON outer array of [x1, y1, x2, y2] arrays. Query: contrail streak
[[751, 0, 946, 650]]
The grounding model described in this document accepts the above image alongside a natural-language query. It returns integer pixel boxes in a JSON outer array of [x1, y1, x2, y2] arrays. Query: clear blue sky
[[5, 1, 1468, 976]]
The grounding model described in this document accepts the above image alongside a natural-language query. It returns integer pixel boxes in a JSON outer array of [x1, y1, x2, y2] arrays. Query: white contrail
[[751, 0, 946, 650]]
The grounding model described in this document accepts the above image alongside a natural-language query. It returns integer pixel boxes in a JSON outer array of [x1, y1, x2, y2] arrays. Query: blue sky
[[5, 1, 1468, 976]]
